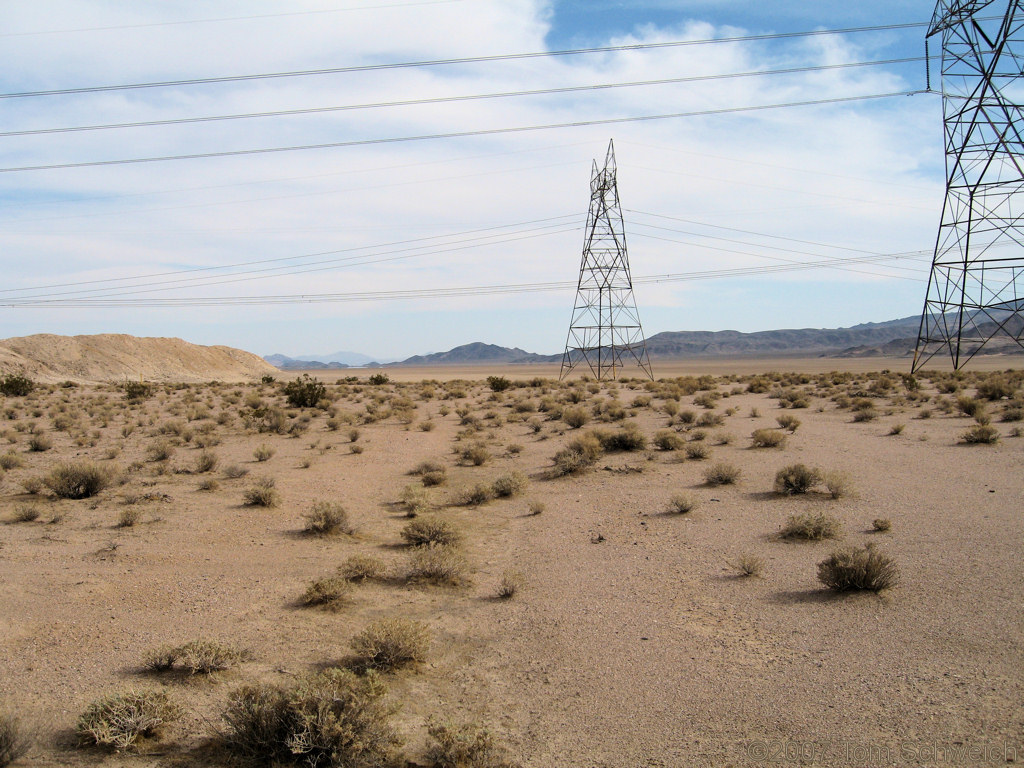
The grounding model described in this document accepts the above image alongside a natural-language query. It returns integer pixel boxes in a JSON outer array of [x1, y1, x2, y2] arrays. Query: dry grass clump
[[960, 424, 1000, 444], [561, 406, 590, 429], [750, 428, 787, 448], [141, 646, 180, 673], [76, 689, 180, 749], [176, 639, 252, 675], [595, 422, 647, 451], [653, 429, 685, 451], [776, 414, 801, 432], [0, 711, 30, 767], [780, 511, 841, 540], [491, 471, 528, 498], [703, 462, 740, 486], [455, 483, 496, 506], [406, 545, 470, 586], [10, 504, 41, 523], [116, 508, 143, 528], [549, 432, 603, 477], [253, 443, 275, 462], [302, 501, 351, 536], [822, 471, 853, 499], [773, 464, 823, 495], [425, 719, 518, 768], [338, 554, 387, 582], [401, 517, 463, 548], [684, 442, 709, 460], [728, 554, 764, 578], [665, 493, 699, 514], [817, 545, 898, 592], [872, 518, 892, 532], [223, 463, 248, 479], [243, 477, 279, 507], [194, 450, 218, 473], [220, 669, 401, 767], [300, 577, 353, 611], [44, 461, 114, 499], [26, 433, 52, 452], [350, 618, 431, 672], [0, 452, 23, 471], [496, 569, 524, 599]]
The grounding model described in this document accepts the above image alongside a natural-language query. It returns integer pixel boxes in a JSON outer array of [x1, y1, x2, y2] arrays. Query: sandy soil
[[0, 364, 1021, 767]]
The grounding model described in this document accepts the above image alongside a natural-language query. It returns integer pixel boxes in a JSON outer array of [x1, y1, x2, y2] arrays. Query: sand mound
[[0, 333, 278, 383]]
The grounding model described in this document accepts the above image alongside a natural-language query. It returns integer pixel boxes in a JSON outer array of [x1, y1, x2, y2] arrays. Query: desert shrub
[[750, 429, 787, 448], [253, 443, 275, 462], [1001, 405, 1023, 422], [177, 640, 251, 675], [780, 511, 841, 540], [400, 484, 431, 516], [676, 408, 696, 424], [243, 477, 280, 507], [0, 452, 22, 470], [0, 376, 33, 397], [460, 443, 491, 466], [425, 718, 516, 768], [486, 376, 512, 392], [10, 504, 41, 523], [401, 517, 463, 548], [421, 469, 447, 487], [77, 689, 180, 749], [300, 577, 353, 610], [561, 406, 590, 429], [122, 381, 153, 401], [302, 501, 351, 536], [0, 711, 30, 767], [549, 432, 603, 477], [653, 430, 685, 451], [684, 442, 709, 460], [350, 618, 431, 671], [527, 500, 545, 515], [888, 423, 905, 435], [145, 440, 174, 462], [817, 545, 898, 591], [976, 375, 1018, 401], [596, 422, 646, 451], [368, 373, 390, 385], [283, 374, 326, 408], [221, 670, 401, 767], [26, 433, 52, 452], [223, 464, 248, 479], [822, 471, 853, 499], [496, 569, 524, 599], [729, 554, 764, 578], [872, 518, 892, 532], [665, 493, 698, 514], [193, 450, 219, 474], [961, 424, 1000, 444], [451, 483, 492, 506], [776, 414, 801, 432], [339, 554, 386, 582], [703, 462, 740, 486], [44, 461, 113, 499], [695, 412, 724, 428], [141, 646, 179, 673], [492, 471, 528, 498], [406, 546, 470, 586], [773, 464, 823, 495], [955, 395, 984, 418], [20, 477, 43, 495], [117, 508, 143, 528]]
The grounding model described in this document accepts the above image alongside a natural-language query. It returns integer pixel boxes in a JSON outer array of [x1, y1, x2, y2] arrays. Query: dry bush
[[76, 690, 180, 750], [300, 577, 353, 611], [780, 511, 841, 540], [776, 414, 801, 432], [596, 422, 647, 451], [223, 464, 248, 479], [221, 670, 401, 767], [401, 517, 463, 548], [243, 477, 279, 507], [961, 424, 1000, 444], [455, 482, 496, 506], [729, 554, 764, 578], [44, 461, 114, 499], [425, 719, 518, 768], [703, 462, 740, 486], [10, 505, 40, 523], [197, 478, 220, 492], [400, 484, 432, 516], [528, 500, 545, 515], [822, 471, 853, 499], [750, 429, 787, 448], [302, 501, 351, 536], [684, 442, 709, 460], [253, 443, 275, 462], [872, 518, 892, 532], [141, 646, 179, 673], [176, 640, 251, 675], [116, 508, 143, 528], [350, 618, 431, 672], [339, 554, 386, 582], [773, 464, 823, 495], [888, 423, 905, 436], [496, 569, 524, 599], [406, 546, 470, 586], [492, 471, 528, 498], [549, 432, 603, 477], [26, 433, 52, 452], [0, 452, 22, 471], [817, 545, 898, 592], [561, 406, 590, 429], [421, 469, 447, 487], [460, 443, 491, 466], [0, 711, 30, 767], [695, 412, 724, 428], [194, 450, 218, 473], [145, 440, 174, 462], [653, 430, 685, 451], [665, 493, 698, 514]]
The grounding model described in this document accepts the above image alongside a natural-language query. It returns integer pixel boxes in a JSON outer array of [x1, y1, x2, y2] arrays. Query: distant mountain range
[[264, 350, 392, 369], [265, 314, 1024, 369]]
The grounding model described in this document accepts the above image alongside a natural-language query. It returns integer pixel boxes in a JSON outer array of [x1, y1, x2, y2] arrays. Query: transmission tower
[[913, 0, 1024, 371], [560, 140, 654, 381]]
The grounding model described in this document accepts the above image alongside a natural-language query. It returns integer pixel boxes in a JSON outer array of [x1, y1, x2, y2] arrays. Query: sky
[[0, 0, 946, 360]]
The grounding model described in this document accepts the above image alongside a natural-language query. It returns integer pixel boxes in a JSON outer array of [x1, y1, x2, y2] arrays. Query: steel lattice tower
[[560, 140, 653, 381], [913, 0, 1024, 371]]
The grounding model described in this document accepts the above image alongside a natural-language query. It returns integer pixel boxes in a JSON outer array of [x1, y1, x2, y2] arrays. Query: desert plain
[[0, 358, 1022, 767]]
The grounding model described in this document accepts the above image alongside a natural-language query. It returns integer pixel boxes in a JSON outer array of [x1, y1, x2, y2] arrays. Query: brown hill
[[0, 333, 277, 383]]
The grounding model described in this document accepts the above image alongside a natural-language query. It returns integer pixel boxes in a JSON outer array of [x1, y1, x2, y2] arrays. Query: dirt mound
[[0, 333, 278, 383]]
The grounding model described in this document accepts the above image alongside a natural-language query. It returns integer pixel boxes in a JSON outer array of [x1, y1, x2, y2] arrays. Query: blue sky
[[0, 1, 945, 359]]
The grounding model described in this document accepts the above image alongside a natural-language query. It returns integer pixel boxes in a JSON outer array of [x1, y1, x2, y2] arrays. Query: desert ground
[[0, 361, 1022, 767]]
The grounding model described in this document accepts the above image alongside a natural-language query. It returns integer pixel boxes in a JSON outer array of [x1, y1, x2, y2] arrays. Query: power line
[[0, 57, 924, 138], [0, 90, 926, 174], [0, 20, 933, 101]]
